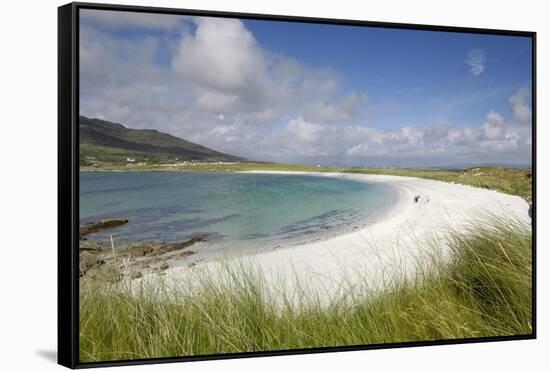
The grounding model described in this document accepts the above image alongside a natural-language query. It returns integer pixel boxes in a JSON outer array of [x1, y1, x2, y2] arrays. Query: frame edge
[[58, 2, 79, 369]]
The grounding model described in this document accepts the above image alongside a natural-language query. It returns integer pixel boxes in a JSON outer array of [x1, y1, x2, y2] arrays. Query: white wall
[[0, 0, 546, 370]]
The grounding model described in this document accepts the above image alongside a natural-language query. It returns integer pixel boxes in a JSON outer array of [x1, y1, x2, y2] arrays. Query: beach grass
[[79, 217, 532, 363]]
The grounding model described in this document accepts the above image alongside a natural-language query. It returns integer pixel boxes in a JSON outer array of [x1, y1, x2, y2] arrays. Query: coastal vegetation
[[80, 217, 532, 362], [345, 166, 532, 198]]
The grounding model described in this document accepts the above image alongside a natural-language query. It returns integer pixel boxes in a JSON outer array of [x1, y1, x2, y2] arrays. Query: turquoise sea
[[80, 172, 395, 250]]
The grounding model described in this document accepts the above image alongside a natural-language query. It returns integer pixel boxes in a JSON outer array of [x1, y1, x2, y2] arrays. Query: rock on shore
[[79, 235, 207, 281], [79, 219, 128, 239]]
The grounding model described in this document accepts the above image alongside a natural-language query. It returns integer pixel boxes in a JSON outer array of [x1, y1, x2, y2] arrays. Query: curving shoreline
[[154, 171, 530, 300]]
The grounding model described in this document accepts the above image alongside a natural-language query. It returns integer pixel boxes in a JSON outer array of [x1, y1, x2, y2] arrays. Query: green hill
[[79, 116, 244, 165]]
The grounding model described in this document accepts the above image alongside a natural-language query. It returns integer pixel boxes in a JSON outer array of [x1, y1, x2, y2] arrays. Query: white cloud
[[194, 101, 530, 167], [466, 49, 486, 76], [173, 17, 266, 91], [339, 102, 530, 166], [302, 92, 368, 124], [509, 87, 532, 122], [170, 17, 347, 120], [481, 110, 504, 140], [286, 117, 324, 143], [195, 91, 240, 113]]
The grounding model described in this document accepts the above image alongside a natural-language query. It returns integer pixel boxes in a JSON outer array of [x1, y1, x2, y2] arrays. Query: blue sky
[[80, 10, 533, 167], [244, 19, 531, 128]]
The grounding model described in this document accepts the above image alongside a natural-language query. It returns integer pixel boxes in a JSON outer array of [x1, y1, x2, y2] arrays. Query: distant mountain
[[80, 116, 244, 163]]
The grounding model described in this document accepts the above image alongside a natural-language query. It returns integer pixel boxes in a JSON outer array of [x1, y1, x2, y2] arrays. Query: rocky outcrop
[[78, 235, 206, 281], [79, 219, 128, 239], [144, 236, 206, 257]]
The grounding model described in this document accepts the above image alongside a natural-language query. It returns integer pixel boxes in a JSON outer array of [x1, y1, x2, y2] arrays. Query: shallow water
[[80, 172, 395, 251]]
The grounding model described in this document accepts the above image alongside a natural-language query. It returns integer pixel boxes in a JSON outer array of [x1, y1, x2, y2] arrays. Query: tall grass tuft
[[79, 218, 532, 362]]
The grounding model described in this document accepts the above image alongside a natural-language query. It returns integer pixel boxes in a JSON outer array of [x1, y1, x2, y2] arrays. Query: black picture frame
[[58, 2, 537, 368]]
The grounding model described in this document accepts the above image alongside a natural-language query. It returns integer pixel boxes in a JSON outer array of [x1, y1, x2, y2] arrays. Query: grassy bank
[[79, 218, 532, 363], [80, 161, 345, 174], [344, 166, 532, 198]]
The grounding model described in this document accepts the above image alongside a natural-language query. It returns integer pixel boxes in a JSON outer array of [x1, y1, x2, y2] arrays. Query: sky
[[79, 9, 533, 167]]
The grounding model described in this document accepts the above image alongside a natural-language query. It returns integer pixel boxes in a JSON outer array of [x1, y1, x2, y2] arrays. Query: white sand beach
[[155, 171, 531, 301]]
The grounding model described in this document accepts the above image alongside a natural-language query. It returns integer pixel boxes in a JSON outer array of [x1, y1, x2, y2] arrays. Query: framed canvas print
[[58, 2, 536, 368]]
